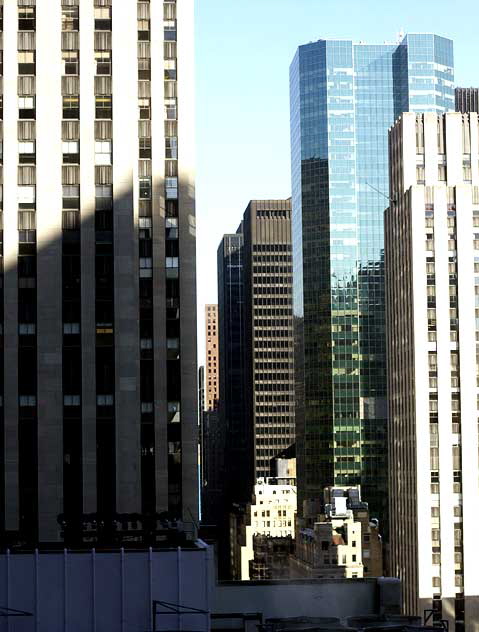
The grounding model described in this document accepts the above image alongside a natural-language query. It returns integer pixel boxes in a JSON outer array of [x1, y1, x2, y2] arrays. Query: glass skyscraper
[[290, 34, 454, 527]]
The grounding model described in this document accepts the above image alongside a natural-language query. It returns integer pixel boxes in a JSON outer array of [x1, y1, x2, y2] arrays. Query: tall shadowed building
[[217, 231, 249, 506], [289, 34, 454, 527], [241, 200, 295, 480], [1, 0, 197, 545], [214, 200, 295, 578]]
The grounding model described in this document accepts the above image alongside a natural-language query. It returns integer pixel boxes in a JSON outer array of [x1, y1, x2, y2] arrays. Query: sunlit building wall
[[386, 111, 479, 631]]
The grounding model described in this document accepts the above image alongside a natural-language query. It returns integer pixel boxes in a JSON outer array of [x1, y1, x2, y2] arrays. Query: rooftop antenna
[[397, 28, 405, 43]]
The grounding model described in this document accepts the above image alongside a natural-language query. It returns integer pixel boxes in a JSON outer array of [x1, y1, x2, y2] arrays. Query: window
[[18, 229, 36, 243], [18, 186, 36, 205], [138, 18, 150, 39], [18, 211, 35, 231], [140, 257, 152, 278], [19, 323, 35, 335], [18, 6, 35, 31], [438, 164, 447, 181], [62, 185, 80, 209], [166, 177, 178, 199], [94, 7, 111, 30], [64, 395, 80, 406], [64, 323, 80, 335], [167, 338, 179, 359], [168, 401, 180, 423], [139, 98, 151, 120], [62, 50, 79, 75], [95, 50, 111, 75], [95, 95, 112, 119], [95, 141, 112, 165], [140, 338, 153, 350], [138, 57, 151, 80], [164, 3, 176, 20], [62, 210, 79, 230], [139, 178, 151, 200], [164, 59, 177, 80], [62, 141, 80, 164], [166, 217, 178, 240], [165, 137, 177, 159], [19, 141, 35, 164], [95, 184, 113, 210], [63, 95, 79, 119], [62, 6, 79, 31], [165, 98, 177, 120], [97, 394, 114, 406], [139, 216, 152, 238], [19, 395, 36, 407], [166, 256, 179, 278], [416, 165, 425, 184], [18, 51, 35, 75], [139, 137, 151, 159], [164, 20, 176, 40], [19, 96, 35, 119]]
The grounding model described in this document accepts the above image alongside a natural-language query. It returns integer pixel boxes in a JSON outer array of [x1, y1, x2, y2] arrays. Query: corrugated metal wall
[[0, 546, 211, 632]]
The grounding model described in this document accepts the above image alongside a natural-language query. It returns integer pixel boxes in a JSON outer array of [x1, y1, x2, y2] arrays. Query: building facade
[[249, 533, 294, 580], [217, 231, 250, 506], [242, 200, 295, 480], [205, 304, 219, 411], [1, 0, 197, 545], [233, 476, 297, 580], [455, 88, 479, 114], [291, 487, 382, 580], [289, 34, 454, 525], [386, 112, 479, 630]]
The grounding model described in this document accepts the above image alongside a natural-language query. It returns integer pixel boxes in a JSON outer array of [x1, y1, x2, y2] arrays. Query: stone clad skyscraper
[[1, 0, 197, 545], [386, 111, 479, 632], [289, 34, 454, 525]]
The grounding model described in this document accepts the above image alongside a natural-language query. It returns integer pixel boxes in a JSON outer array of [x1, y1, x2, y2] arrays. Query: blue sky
[[195, 0, 479, 360]]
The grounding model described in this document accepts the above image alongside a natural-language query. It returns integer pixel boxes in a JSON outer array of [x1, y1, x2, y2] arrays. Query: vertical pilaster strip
[[36, 0, 63, 541], [150, 0, 167, 512], [3, 0, 19, 531], [456, 185, 479, 605], [177, 0, 198, 524], [79, 0, 97, 515], [434, 185, 455, 600], [112, 0, 141, 513], [410, 185, 433, 606]]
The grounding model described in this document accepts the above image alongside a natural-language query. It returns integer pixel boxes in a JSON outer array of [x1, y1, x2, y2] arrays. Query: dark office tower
[[1, 0, 197, 545], [455, 88, 479, 113], [290, 34, 454, 525], [217, 231, 250, 505], [242, 200, 295, 480]]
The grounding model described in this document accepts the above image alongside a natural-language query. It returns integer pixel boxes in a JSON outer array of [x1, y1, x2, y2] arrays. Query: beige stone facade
[[205, 304, 219, 411]]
